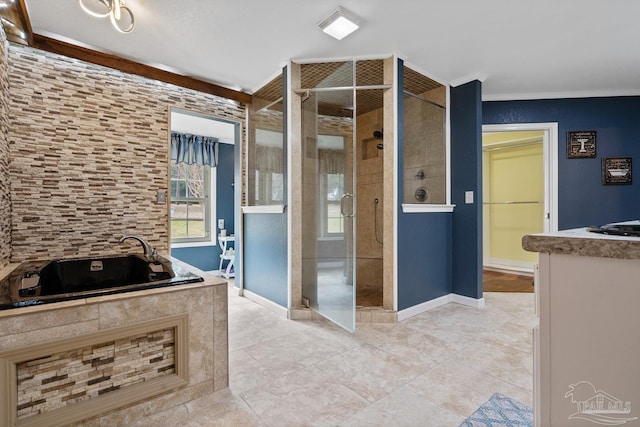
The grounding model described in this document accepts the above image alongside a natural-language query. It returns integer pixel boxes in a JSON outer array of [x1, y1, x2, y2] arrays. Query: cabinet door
[[533, 325, 540, 427], [546, 254, 640, 425]]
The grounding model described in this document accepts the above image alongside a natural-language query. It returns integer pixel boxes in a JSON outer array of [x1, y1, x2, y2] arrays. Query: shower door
[[301, 85, 356, 332]]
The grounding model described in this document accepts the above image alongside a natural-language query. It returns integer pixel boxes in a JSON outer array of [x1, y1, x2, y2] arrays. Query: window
[[321, 172, 344, 236], [255, 170, 284, 205], [170, 162, 211, 242]]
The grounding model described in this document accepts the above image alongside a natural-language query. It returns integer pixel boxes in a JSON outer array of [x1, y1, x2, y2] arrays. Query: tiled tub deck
[[0, 260, 227, 427]]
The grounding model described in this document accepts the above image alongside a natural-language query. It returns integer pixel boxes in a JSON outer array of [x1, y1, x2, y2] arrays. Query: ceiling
[[21, 0, 640, 101], [171, 110, 236, 144]]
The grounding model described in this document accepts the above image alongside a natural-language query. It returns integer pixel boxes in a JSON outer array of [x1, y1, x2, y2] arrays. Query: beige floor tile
[[478, 320, 535, 354], [228, 323, 271, 351], [300, 319, 367, 351], [483, 292, 536, 316], [315, 343, 422, 403], [186, 388, 265, 426], [360, 322, 474, 366], [239, 366, 368, 426], [130, 290, 535, 425], [403, 303, 516, 340], [408, 359, 533, 418], [229, 348, 284, 394], [450, 341, 533, 391], [241, 327, 354, 380], [136, 404, 201, 427], [344, 385, 464, 426]]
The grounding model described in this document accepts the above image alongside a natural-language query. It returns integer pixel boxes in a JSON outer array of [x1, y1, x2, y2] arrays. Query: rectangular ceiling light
[[318, 6, 359, 40]]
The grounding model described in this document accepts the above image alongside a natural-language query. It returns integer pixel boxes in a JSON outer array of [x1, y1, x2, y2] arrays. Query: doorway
[[481, 123, 558, 280], [168, 109, 239, 273]]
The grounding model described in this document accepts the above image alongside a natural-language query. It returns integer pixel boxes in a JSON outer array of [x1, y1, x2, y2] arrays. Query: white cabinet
[[535, 252, 640, 426]]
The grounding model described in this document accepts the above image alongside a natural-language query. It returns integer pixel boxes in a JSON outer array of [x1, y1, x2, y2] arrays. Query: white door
[[482, 123, 558, 273]]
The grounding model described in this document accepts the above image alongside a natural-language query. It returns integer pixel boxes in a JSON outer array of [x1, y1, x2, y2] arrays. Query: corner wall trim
[[397, 293, 485, 321], [397, 294, 451, 321], [242, 288, 288, 317], [451, 293, 486, 308]]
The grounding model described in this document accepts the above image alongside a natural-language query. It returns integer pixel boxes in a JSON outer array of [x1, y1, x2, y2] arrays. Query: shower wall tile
[[7, 44, 246, 262], [356, 183, 384, 259], [402, 88, 446, 205], [356, 107, 384, 265], [358, 171, 384, 186], [356, 258, 383, 290], [0, 29, 10, 269]]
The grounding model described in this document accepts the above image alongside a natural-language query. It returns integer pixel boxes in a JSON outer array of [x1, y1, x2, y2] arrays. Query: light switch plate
[[465, 191, 474, 204], [157, 190, 166, 204], [218, 219, 225, 230]]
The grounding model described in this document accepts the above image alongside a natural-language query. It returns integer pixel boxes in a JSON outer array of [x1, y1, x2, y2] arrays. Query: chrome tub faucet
[[118, 235, 156, 259]]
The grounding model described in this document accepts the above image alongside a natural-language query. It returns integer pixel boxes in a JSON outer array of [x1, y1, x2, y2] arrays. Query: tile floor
[[148, 283, 537, 426]]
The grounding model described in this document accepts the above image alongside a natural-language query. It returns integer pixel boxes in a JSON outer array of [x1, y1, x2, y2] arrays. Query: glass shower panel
[[248, 74, 284, 206], [402, 92, 446, 204], [301, 87, 356, 332], [251, 101, 284, 205]]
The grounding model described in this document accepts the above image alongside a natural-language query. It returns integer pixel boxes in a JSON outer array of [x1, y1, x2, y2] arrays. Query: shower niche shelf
[[362, 137, 383, 160]]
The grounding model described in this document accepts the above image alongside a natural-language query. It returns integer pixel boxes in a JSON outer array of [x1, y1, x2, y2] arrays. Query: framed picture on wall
[[602, 157, 632, 185], [567, 130, 597, 158]]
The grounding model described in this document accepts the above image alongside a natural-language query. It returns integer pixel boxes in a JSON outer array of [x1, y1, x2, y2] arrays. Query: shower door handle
[[340, 193, 355, 218]]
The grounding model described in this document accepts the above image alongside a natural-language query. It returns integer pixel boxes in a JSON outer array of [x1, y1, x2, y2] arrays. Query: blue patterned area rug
[[460, 393, 533, 427]]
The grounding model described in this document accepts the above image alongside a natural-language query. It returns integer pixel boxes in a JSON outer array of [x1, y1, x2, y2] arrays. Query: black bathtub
[[0, 254, 203, 310]]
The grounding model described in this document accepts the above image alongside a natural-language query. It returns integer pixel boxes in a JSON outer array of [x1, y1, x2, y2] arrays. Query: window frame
[[319, 172, 344, 238], [255, 170, 284, 205], [170, 162, 212, 244]]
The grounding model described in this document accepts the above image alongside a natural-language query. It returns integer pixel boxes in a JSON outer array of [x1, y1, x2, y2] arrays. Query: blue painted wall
[[170, 245, 219, 271], [234, 121, 242, 288], [171, 142, 236, 271], [241, 66, 288, 307], [243, 212, 288, 307], [396, 59, 453, 310], [216, 142, 236, 239], [397, 213, 453, 309], [484, 96, 640, 229], [450, 81, 483, 299]]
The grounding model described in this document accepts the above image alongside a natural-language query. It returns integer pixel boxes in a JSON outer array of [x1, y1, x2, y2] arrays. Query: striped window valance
[[170, 132, 218, 167]]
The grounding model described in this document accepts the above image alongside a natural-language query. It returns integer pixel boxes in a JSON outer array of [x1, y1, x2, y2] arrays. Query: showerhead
[[376, 143, 384, 150], [373, 129, 383, 139]]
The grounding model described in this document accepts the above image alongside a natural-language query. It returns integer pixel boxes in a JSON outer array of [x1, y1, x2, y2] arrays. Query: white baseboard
[[242, 290, 484, 323], [397, 293, 485, 321], [397, 294, 450, 321], [451, 293, 486, 308], [485, 258, 535, 274], [242, 289, 289, 318]]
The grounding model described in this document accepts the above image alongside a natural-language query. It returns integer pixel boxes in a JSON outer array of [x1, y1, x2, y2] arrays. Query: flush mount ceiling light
[[79, 0, 135, 33], [318, 6, 360, 40]]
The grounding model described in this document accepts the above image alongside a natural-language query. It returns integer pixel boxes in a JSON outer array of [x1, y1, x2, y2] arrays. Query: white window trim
[[170, 164, 214, 245]]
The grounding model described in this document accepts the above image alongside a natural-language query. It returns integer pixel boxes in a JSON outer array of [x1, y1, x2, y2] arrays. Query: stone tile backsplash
[[16, 328, 175, 420], [0, 29, 10, 269], [4, 44, 246, 262]]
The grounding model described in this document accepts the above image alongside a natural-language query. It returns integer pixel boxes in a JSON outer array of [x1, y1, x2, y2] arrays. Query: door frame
[[482, 122, 558, 273]]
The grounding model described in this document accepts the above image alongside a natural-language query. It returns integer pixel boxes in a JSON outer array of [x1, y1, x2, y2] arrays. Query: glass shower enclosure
[[300, 61, 356, 331]]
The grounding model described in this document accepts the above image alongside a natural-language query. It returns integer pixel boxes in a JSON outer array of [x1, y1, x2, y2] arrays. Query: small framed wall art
[[602, 157, 632, 185], [567, 131, 597, 158]]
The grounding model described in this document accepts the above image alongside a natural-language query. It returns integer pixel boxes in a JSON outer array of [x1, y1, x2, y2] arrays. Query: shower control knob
[[415, 187, 429, 202]]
